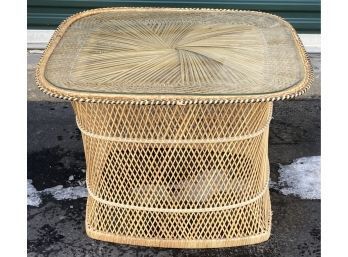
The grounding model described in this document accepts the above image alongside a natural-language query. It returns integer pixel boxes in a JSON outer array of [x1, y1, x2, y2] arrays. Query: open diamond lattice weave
[[36, 7, 313, 248]]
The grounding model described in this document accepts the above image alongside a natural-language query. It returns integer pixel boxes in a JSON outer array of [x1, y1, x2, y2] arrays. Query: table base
[[73, 101, 273, 248]]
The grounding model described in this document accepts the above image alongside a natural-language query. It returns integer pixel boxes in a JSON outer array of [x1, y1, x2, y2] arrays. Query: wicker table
[[36, 7, 313, 249]]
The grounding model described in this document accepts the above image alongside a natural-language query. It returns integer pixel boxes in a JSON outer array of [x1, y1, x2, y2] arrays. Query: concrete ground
[[27, 52, 321, 257]]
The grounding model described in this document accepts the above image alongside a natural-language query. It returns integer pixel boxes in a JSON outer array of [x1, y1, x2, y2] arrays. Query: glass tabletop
[[37, 8, 312, 103]]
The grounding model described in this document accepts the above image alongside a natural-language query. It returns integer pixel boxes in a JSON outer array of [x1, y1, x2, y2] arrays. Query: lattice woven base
[[72, 102, 273, 248]]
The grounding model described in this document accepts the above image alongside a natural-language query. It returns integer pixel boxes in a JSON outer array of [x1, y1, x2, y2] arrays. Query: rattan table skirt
[[72, 101, 273, 248]]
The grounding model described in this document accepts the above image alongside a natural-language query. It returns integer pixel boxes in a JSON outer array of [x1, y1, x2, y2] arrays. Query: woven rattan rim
[[85, 224, 271, 248], [36, 7, 313, 105]]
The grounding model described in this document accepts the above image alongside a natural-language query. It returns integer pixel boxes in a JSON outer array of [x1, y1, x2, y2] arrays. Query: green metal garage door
[[27, 0, 320, 33]]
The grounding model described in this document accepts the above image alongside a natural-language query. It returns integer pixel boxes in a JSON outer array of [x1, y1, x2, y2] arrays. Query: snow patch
[[43, 185, 88, 200], [27, 180, 42, 207], [271, 156, 321, 199], [27, 180, 87, 207]]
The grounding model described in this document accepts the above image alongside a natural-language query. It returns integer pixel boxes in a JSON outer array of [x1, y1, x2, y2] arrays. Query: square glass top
[[37, 8, 312, 104]]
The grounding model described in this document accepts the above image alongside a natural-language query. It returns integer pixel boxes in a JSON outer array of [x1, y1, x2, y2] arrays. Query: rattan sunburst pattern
[[37, 7, 313, 104], [36, 7, 313, 248]]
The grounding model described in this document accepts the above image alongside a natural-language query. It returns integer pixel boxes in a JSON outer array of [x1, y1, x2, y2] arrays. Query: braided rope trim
[[75, 106, 272, 144], [36, 7, 313, 105], [85, 163, 270, 213]]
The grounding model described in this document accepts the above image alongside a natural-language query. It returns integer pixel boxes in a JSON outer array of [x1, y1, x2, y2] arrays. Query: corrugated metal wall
[[28, 0, 320, 33]]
